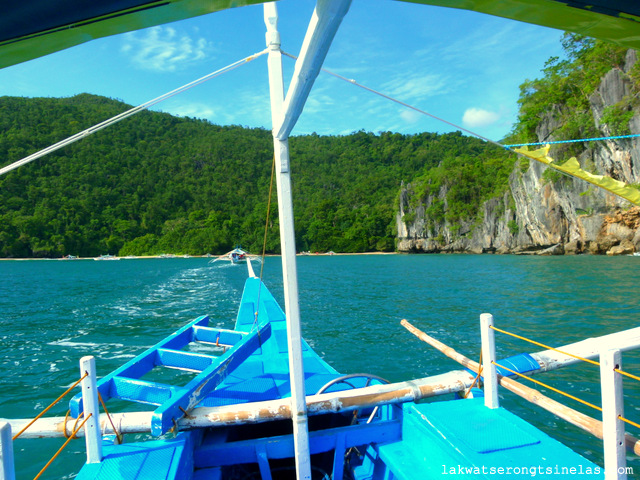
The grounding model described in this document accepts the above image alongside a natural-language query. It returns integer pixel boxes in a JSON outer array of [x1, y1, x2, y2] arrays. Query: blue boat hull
[[73, 278, 604, 480]]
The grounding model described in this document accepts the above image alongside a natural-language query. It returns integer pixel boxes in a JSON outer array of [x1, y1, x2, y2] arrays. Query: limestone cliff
[[397, 50, 640, 255]]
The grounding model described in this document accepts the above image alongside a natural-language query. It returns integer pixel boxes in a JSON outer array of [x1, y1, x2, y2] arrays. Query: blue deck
[[369, 399, 603, 479], [74, 278, 604, 480]]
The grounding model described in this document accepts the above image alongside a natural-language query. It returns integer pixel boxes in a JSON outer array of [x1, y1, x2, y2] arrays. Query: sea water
[[1, 254, 639, 478]]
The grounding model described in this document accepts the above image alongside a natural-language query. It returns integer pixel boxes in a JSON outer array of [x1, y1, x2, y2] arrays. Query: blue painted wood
[[255, 444, 272, 480], [156, 349, 215, 372], [111, 377, 177, 405], [192, 326, 243, 346], [235, 277, 287, 332], [332, 432, 346, 480], [69, 313, 271, 436], [377, 400, 604, 480], [75, 432, 194, 480], [151, 322, 272, 435], [70, 315, 210, 417], [194, 419, 401, 468]]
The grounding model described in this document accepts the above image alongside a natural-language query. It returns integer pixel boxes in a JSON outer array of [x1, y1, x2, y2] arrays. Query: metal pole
[[480, 313, 499, 408], [80, 356, 103, 463], [264, 4, 311, 479], [600, 348, 626, 480], [0, 422, 15, 480]]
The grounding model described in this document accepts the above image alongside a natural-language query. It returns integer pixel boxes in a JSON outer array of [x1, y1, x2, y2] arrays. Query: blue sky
[[0, 0, 565, 141]]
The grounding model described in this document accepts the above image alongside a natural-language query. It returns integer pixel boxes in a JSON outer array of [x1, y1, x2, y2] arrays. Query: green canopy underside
[[0, 0, 639, 69]]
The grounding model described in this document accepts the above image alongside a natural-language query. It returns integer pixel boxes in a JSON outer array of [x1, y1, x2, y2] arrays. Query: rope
[[33, 414, 91, 480], [489, 325, 600, 367], [252, 154, 277, 332], [620, 415, 640, 430], [463, 350, 483, 398], [491, 326, 640, 384], [13, 372, 88, 440], [0, 49, 268, 177], [63, 411, 84, 439], [615, 367, 640, 383], [503, 134, 640, 148], [493, 361, 602, 413], [98, 392, 122, 444]]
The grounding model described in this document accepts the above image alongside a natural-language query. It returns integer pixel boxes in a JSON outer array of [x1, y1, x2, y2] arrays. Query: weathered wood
[[531, 327, 640, 372], [2, 370, 475, 438], [401, 319, 640, 457]]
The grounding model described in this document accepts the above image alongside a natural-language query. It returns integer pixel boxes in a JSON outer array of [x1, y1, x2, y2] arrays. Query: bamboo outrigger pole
[[401, 319, 640, 456], [4, 371, 476, 439]]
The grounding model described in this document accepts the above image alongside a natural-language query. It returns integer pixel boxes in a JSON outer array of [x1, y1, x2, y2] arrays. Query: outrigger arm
[[263, 1, 351, 478]]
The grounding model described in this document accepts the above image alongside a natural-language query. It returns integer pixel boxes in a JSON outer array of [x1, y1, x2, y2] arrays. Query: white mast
[[264, 0, 351, 480], [264, 4, 311, 479], [264, 1, 351, 478]]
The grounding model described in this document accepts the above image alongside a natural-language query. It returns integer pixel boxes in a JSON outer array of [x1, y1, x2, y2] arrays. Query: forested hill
[[0, 94, 511, 258]]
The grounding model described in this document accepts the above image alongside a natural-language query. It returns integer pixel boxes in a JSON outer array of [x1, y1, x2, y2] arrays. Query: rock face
[[397, 50, 640, 255]]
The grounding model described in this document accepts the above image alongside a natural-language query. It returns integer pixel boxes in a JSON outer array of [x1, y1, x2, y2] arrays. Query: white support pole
[[0, 422, 15, 480], [264, 4, 312, 479], [80, 356, 103, 464], [480, 313, 499, 409], [600, 348, 626, 480], [275, 0, 351, 140]]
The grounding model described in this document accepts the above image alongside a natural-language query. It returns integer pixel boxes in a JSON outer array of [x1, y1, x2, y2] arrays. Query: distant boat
[[209, 247, 260, 265], [94, 254, 119, 261]]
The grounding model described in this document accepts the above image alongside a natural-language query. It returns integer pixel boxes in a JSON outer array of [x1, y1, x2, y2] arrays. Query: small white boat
[[94, 254, 120, 261], [209, 247, 261, 265]]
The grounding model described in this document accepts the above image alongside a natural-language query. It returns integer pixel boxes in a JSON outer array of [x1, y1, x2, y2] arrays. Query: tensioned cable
[[281, 51, 640, 204], [503, 134, 640, 148], [252, 154, 277, 333], [280, 51, 503, 151], [0, 49, 268, 177]]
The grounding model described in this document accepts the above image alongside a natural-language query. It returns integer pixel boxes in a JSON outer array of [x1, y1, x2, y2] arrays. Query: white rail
[[80, 356, 102, 463], [480, 313, 498, 408], [480, 316, 637, 479], [601, 349, 627, 480]]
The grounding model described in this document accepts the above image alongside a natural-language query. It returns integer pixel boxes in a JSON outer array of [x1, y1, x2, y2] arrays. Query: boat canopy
[[1, 0, 640, 69]]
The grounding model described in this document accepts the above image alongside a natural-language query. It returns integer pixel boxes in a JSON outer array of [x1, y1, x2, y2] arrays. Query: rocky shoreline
[[397, 50, 640, 256], [397, 206, 640, 256]]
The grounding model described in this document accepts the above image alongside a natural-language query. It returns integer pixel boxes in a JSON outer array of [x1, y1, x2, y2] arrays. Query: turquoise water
[[1, 254, 639, 478]]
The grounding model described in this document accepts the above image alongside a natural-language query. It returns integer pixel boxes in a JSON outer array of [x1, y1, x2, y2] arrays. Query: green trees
[[509, 33, 631, 154], [0, 94, 515, 258]]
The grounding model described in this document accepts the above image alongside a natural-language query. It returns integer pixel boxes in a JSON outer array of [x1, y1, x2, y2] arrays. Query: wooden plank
[[70, 315, 209, 416], [151, 322, 272, 435], [192, 326, 243, 346], [4, 371, 472, 438], [194, 419, 401, 468], [111, 377, 177, 405], [156, 349, 215, 372]]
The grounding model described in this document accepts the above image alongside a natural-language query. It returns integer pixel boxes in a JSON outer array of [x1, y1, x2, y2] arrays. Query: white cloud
[[383, 72, 447, 102], [171, 102, 216, 120], [400, 109, 421, 123], [462, 107, 500, 128], [121, 26, 211, 72]]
